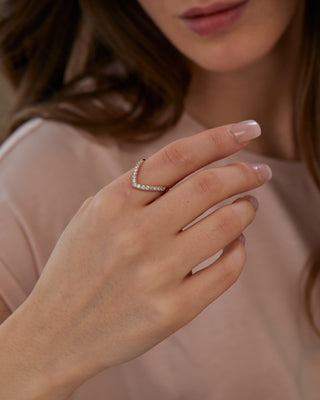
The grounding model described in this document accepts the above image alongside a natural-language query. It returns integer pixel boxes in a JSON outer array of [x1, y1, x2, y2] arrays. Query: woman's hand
[[2, 120, 271, 399]]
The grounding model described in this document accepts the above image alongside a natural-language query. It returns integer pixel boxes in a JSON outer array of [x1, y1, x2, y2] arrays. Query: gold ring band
[[131, 159, 169, 192]]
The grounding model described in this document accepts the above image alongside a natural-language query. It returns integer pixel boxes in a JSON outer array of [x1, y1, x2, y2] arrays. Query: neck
[[184, 3, 304, 161]]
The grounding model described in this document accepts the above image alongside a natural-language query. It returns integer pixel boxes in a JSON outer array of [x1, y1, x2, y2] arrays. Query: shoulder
[[0, 118, 83, 163], [0, 118, 84, 181], [0, 118, 126, 277], [0, 118, 123, 250], [0, 117, 117, 174], [0, 118, 122, 202], [0, 119, 91, 309]]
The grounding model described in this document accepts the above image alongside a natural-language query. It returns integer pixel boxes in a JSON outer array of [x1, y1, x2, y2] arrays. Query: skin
[[0, 0, 303, 322], [136, 0, 305, 161], [0, 126, 268, 399], [0, 0, 303, 399]]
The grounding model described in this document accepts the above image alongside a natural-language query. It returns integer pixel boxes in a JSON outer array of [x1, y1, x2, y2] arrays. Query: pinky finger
[[177, 237, 247, 319]]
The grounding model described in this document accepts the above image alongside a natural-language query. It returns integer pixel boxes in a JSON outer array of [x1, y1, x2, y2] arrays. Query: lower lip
[[180, 1, 249, 36]]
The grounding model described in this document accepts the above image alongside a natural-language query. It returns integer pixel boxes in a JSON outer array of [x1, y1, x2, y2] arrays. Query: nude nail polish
[[252, 163, 273, 181], [242, 194, 259, 211], [230, 120, 261, 144]]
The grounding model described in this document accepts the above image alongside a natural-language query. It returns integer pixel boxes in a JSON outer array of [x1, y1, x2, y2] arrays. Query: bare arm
[[0, 297, 74, 400]]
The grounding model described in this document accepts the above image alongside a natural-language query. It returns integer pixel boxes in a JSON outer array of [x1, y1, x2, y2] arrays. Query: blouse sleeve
[[0, 200, 38, 312], [0, 118, 121, 313]]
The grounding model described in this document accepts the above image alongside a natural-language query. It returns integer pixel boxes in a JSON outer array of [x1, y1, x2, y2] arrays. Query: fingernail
[[229, 120, 261, 144], [251, 163, 273, 181], [242, 194, 259, 211], [238, 233, 246, 245]]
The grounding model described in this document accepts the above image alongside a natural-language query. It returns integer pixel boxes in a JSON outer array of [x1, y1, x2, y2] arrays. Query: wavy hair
[[0, 0, 320, 334]]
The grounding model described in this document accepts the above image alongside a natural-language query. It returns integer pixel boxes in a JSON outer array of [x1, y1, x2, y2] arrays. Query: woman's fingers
[[106, 120, 261, 206], [172, 237, 246, 324], [169, 196, 256, 277], [149, 161, 271, 232]]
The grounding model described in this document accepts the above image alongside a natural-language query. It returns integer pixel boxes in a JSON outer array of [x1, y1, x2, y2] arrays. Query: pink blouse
[[0, 113, 319, 399]]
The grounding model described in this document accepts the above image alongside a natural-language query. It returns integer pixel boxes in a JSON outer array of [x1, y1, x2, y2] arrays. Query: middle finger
[[147, 161, 272, 233]]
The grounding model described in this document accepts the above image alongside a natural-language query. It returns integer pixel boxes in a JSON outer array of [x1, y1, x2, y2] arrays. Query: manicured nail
[[251, 163, 273, 181], [242, 194, 259, 211], [229, 120, 261, 144], [238, 233, 246, 245]]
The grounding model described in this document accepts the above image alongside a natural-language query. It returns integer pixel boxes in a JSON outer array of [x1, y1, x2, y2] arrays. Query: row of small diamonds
[[131, 159, 166, 191]]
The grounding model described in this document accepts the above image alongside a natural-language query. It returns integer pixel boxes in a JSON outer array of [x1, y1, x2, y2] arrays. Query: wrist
[[0, 299, 79, 400]]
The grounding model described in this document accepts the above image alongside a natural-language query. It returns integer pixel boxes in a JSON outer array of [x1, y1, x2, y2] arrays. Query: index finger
[[123, 120, 261, 205]]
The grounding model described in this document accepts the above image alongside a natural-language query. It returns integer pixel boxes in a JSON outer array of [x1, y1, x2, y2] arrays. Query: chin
[[137, 0, 303, 73], [170, 0, 302, 74], [185, 31, 280, 73]]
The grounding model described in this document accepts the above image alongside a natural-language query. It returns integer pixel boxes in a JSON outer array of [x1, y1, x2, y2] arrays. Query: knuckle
[[216, 206, 241, 235], [234, 161, 260, 184], [193, 169, 223, 195], [162, 139, 195, 169], [82, 195, 106, 229], [83, 195, 95, 206], [76, 196, 95, 215], [90, 193, 108, 215], [73, 196, 104, 240], [207, 129, 226, 151]]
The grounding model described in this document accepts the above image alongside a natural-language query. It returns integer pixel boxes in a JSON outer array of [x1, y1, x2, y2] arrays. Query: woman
[[0, 0, 319, 399]]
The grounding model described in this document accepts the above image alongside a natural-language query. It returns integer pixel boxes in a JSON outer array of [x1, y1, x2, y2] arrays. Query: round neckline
[[184, 111, 304, 168]]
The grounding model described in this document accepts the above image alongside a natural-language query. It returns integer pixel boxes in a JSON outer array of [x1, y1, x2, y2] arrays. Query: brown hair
[[0, 0, 320, 334]]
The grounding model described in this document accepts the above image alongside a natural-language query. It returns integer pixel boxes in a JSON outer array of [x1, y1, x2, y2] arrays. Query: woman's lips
[[179, 0, 249, 36]]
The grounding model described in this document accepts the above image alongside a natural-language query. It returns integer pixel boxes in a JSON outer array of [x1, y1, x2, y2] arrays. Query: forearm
[[0, 301, 82, 400]]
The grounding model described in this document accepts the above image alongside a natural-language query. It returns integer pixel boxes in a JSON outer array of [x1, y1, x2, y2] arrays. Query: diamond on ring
[[131, 159, 168, 192]]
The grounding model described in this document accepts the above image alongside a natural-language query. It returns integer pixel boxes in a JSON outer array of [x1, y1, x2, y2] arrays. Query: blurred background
[[0, 71, 14, 143]]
